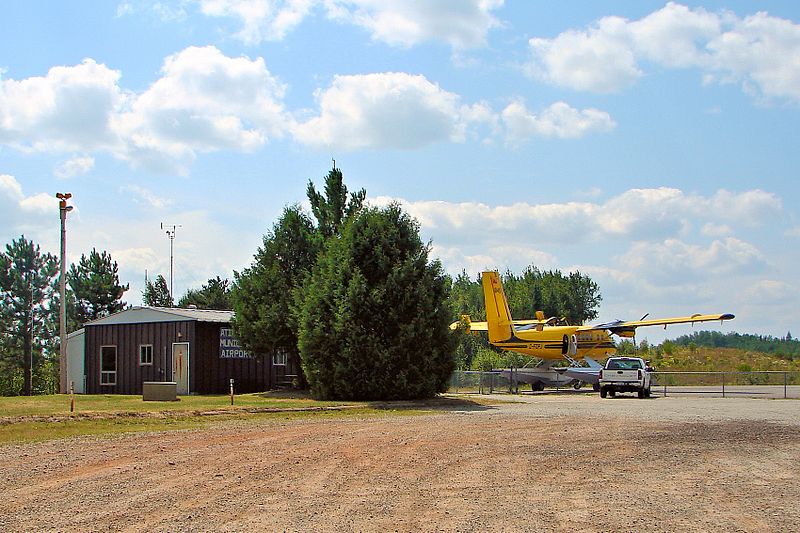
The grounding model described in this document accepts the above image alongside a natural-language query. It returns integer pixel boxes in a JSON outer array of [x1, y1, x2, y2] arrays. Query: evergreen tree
[[143, 275, 173, 307], [178, 276, 232, 310], [296, 204, 455, 400], [231, 206, 320, 375], [306, 165, 366, 238], [68, 248, 129, 325], [0, 236, 59, 396]]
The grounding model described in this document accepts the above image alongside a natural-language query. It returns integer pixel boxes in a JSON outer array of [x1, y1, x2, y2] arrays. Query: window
[[100, 346, 117, 385], [140, 344, 153, 366], [607, 359, 642, 370], [273, 351, 287, 366]]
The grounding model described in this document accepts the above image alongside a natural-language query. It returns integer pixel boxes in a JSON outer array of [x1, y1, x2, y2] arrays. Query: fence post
[[785, 371, 788, 399], [722, 372, 725, 398]]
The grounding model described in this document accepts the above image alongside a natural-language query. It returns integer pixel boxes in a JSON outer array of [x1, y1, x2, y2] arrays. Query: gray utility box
[[142, 381, 178, 401]]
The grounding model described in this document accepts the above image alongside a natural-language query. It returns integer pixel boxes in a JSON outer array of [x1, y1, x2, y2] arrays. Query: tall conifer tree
[[0, 236, 58, 395]]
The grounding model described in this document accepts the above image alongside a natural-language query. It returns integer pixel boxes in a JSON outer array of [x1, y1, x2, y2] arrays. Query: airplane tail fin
[[482, 271, 514, 343]]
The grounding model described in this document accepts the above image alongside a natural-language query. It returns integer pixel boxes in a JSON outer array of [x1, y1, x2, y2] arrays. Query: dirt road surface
[[1, 394, 799, 532]]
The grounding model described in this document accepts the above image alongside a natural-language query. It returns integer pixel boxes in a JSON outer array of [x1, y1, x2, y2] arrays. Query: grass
[[0, 390, 354, 418], [0, 392, 489, 445]]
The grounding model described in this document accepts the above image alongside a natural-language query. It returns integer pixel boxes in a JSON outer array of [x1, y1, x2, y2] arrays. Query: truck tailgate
[[604, 369, 639, 382]]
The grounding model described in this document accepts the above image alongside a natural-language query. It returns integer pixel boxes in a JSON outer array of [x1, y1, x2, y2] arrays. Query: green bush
[[296, 204, 455, 400]]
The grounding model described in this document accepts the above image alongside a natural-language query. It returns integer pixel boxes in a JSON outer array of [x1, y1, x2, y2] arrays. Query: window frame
[[100, 345, 117, 386], [272, 351, 288, 366], [139, 344, 154, 366]]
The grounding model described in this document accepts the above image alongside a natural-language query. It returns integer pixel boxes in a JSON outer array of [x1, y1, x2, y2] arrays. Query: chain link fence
[[449, 370, 800, 399]]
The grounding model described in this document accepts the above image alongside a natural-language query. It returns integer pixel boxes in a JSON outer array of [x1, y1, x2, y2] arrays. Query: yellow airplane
[[452, 271, 735, 363]]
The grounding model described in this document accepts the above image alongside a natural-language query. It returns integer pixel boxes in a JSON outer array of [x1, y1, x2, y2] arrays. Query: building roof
[[84, 306, 234, 327]]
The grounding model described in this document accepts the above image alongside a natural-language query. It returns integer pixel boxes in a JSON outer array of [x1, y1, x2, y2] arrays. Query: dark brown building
[[71, 307, 297, 395]]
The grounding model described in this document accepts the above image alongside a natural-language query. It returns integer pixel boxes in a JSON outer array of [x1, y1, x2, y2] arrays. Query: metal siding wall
[[194, 322, 271, 394], [83, 320, 270, 395], [85, 321, 193, 394]]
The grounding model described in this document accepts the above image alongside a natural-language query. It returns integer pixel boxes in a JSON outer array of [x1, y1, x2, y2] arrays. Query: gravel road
[[1, 393, 798, 532]]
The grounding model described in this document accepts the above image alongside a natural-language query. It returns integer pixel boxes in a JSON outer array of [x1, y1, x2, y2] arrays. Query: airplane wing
[[449, 318, 552, 331], [578, 313, 735, 337]]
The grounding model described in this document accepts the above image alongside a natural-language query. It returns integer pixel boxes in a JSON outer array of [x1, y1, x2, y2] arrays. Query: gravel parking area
[[1, 394, 798, 532]]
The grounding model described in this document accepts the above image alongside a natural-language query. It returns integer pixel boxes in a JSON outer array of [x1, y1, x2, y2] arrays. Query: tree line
[[0, 242, 128, 396], [669, 331, 800, 360], [1, 166, 604, 399]]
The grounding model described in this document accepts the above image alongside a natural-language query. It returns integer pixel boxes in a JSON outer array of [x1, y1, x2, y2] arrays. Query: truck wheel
[[637, 389, 645, 399], [600, 388, 607, 398], [608, 390, 615, 397], [644, 387, 651, 398]]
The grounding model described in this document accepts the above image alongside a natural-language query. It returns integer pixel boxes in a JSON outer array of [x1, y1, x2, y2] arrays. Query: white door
[[172, 342, 190, 395]]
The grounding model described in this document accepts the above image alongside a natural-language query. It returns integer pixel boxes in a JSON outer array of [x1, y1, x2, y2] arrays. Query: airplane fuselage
[[493, 326, 616, 361]]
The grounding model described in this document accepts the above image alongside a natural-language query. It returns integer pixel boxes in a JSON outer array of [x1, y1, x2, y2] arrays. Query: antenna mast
[[160, 222, 181, 304]]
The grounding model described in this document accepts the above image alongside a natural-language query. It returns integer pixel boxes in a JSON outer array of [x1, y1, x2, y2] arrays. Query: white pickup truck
[[599, 357, 652, 399]]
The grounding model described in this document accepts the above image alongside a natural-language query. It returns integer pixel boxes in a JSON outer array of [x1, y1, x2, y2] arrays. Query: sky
[[2, 1, 799, 343]]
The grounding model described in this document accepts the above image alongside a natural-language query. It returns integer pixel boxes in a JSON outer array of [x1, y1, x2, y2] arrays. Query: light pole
[[161, 223, 180, 305], [57, 192, 73, 394]]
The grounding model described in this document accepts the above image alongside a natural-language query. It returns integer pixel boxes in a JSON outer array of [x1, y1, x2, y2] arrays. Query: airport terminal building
[[66, 307, 296, 395]]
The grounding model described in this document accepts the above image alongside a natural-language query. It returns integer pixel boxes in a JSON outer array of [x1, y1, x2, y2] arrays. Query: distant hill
[[615, 331, 800, 372], [648, 346, 800, 373], [668, 331, 800, 360]]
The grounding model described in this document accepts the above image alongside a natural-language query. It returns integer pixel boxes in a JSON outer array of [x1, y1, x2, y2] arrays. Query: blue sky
[[2, 1, 799, 342]]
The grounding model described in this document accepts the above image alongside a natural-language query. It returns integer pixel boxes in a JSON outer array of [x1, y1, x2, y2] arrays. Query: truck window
[[607, 359, 642, 370]]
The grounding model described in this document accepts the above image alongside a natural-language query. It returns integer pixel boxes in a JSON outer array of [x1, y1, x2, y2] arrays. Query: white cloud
[[0, 59, 126, 152], [199, 0, 314, 44], [0, 47, 292, 175], [120, 184, 174, 209], [193, 0, 504, 48], [382, 188, 782, 248], [529, 15, 641, 93], [324, 0, 503, 49], [527, 2, 800, 103], [619, 237, 768, 282], [54, 156, 95, 178], [502, 100, 616, 142], [0, 175, 58, 240], [372, 188, 784, 296], [701, 222, 733, 237], [293, 72, 490, 150], [117, 46, 290, 173], [742, 279, 797, 305]]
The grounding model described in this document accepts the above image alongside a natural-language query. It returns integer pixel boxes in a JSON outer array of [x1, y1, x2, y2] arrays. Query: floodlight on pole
[[160, 222, 181, 305], [56, 192, 73, 394]]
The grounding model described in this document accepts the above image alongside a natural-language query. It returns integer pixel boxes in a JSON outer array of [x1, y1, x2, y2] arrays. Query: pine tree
[[306, 165, 366, 238], [143, 275, 173, 307], [231, 206, 320, 374], [296, 204, 455, 400], [178, 276, 232, 310], [0, 236, 59, 395], [68, 248, 129, 325]]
